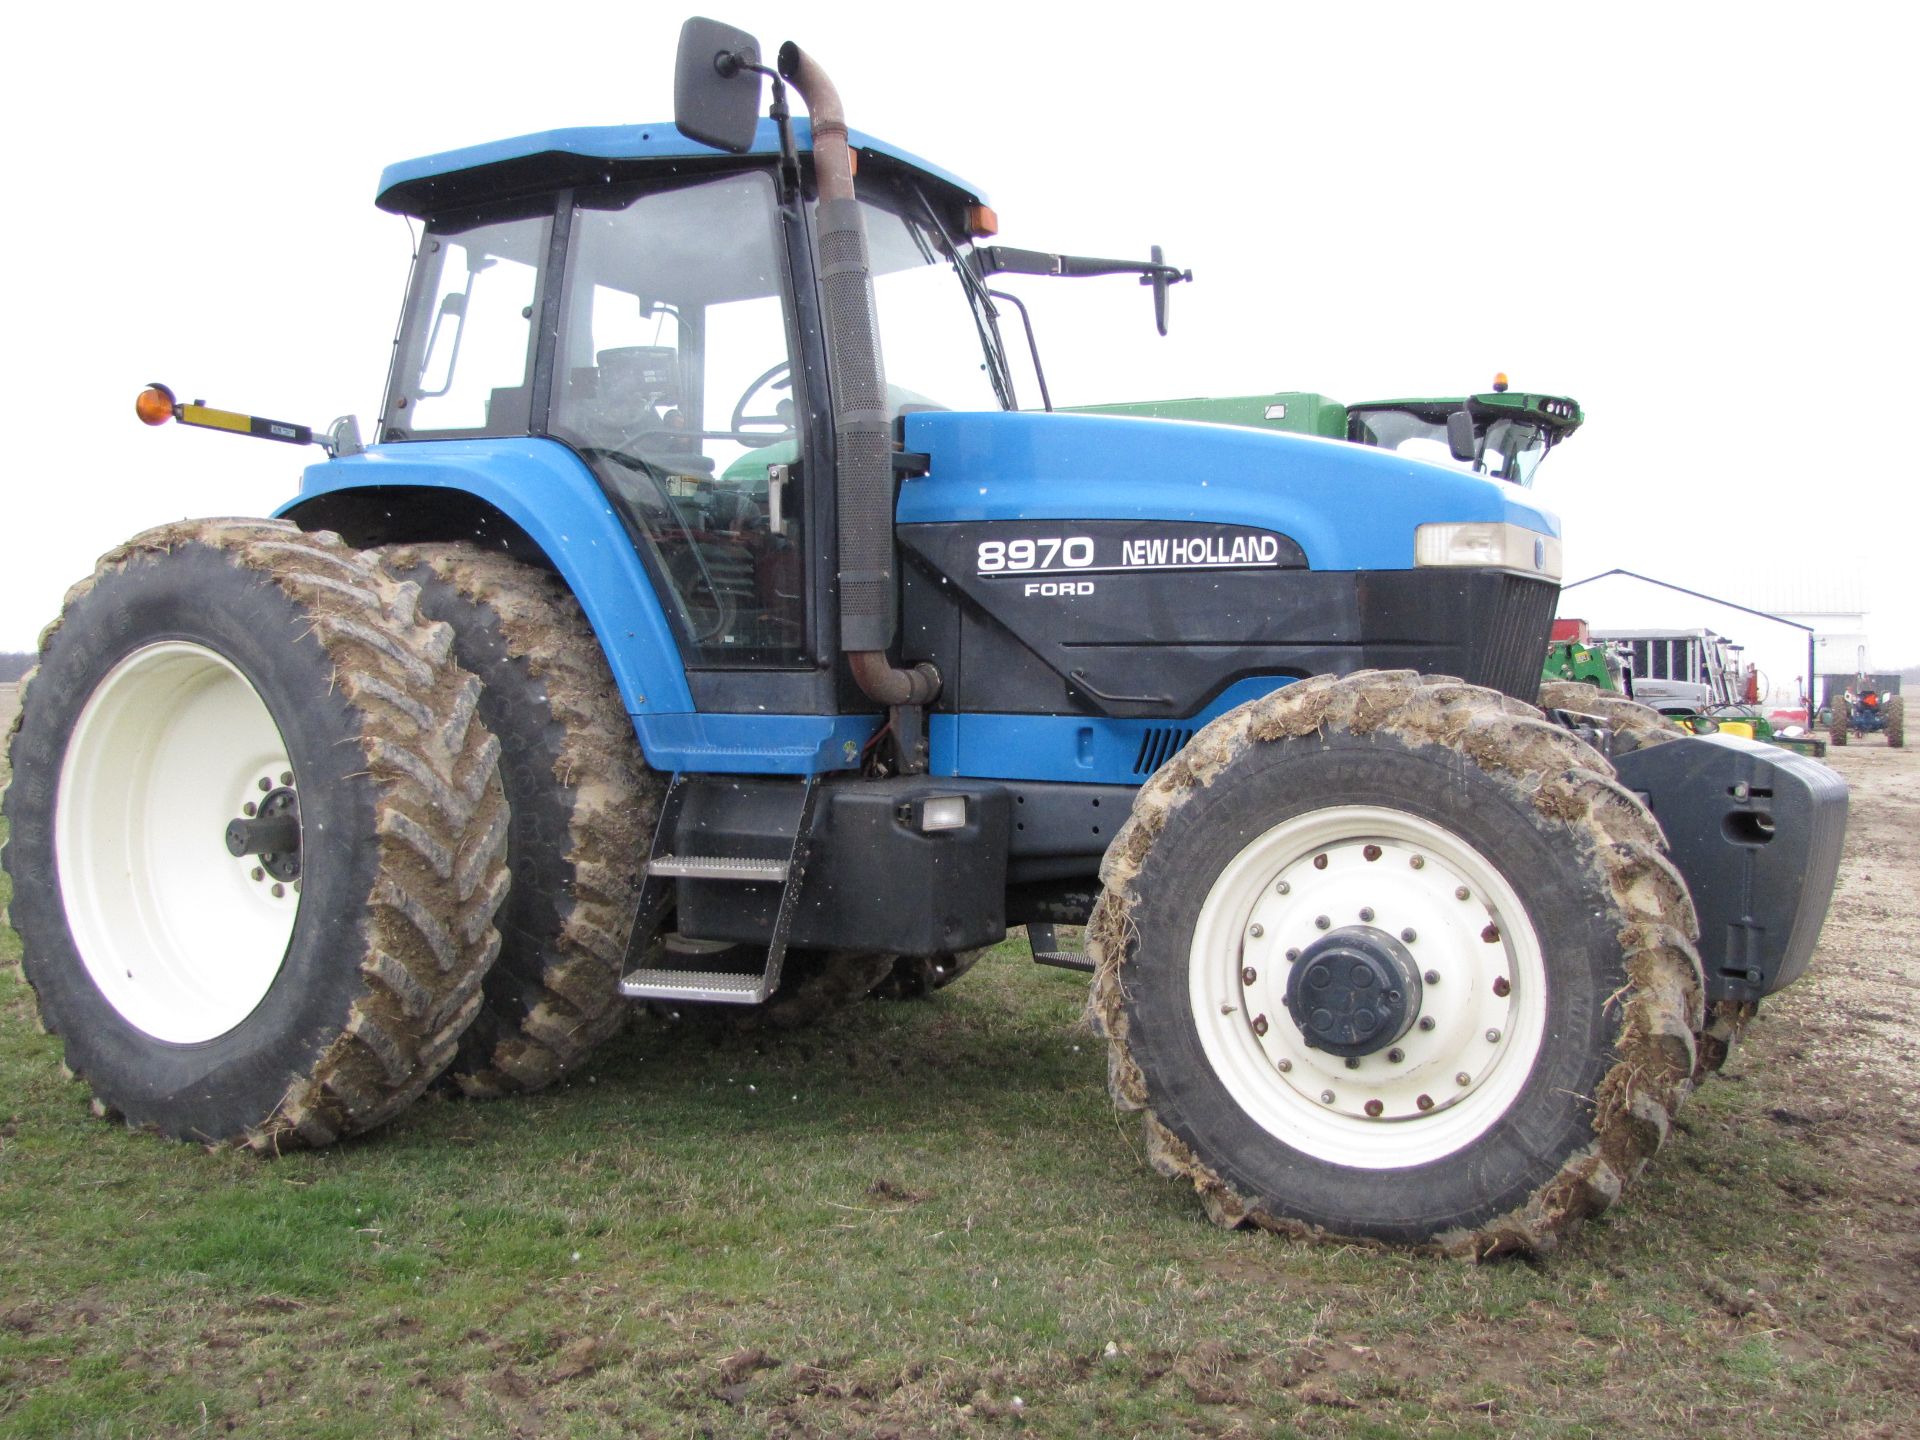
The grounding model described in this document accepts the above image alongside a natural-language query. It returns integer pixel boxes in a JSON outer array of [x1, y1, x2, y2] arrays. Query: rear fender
[[280, 438, 693, 717]]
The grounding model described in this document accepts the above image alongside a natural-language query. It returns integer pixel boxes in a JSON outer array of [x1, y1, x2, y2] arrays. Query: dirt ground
[[1740, 740, 1920, 1347]]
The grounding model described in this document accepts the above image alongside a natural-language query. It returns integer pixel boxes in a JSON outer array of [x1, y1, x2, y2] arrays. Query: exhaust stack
[[777, 42, 938, 709]]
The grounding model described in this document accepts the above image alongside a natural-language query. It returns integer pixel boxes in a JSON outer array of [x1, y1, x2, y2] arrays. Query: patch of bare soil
[[1737, 742, 1920, 1362]]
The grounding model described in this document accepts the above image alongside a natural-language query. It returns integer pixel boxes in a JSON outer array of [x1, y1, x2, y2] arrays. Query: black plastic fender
[[1613, 734, 1848, 1003]]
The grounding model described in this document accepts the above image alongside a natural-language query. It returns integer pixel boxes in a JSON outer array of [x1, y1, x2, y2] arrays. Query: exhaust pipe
[[777, 42, 938, 709]]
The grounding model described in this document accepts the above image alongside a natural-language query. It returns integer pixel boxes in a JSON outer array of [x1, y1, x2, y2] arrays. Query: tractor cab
[[1346, 384, 1583, 487]]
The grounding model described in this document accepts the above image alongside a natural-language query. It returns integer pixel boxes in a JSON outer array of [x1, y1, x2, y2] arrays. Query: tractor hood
[[897, 410, 1559, 572]]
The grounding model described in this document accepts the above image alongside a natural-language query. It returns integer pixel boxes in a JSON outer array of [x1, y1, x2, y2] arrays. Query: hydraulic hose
[[777, 41, 938, 709]]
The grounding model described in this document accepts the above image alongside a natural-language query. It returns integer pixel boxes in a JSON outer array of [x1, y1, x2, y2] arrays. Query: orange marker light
[[1492, 372, 1510, 393], [966, 203, 999, 238], [135, 383, 177, 426]]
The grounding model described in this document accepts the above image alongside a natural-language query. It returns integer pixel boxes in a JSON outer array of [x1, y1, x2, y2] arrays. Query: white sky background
[[2, 2, 1914, 662]]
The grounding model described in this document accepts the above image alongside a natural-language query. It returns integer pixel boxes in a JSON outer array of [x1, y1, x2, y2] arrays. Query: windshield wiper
[[913, 187, 1017, 411]]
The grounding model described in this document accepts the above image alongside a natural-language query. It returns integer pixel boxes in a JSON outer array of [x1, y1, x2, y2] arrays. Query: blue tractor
[[1, 20, 1848, 1254]]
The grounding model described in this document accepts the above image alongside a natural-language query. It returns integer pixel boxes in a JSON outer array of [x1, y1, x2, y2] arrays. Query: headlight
[[1414, 521, 1562, 580]]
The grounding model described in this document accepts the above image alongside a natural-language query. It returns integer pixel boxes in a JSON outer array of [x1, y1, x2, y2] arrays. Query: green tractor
[[1076, 375, 1584, 488]]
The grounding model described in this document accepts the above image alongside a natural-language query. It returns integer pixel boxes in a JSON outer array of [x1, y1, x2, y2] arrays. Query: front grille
[[1472, 576, 1559, 702]]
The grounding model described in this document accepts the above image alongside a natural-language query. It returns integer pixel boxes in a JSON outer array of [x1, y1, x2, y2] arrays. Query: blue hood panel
[[898, 410, 1558, 571]]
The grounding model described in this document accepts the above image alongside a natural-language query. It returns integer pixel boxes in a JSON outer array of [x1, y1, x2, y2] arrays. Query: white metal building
[[1558, 570, 1868, 714]]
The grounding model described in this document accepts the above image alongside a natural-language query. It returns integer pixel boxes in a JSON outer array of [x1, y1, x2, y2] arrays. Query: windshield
[[853, 183, 1009, 414], [1350, 408, 1550, 486]]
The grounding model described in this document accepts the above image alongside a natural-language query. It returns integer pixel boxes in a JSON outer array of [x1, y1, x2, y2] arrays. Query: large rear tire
[[1828, 699, 1849, 747], [1, 520, 509, 1148], [1089, 671, 1703, 1256], [1884, 694, 1905, 748], [382, 543, 658, 1096]]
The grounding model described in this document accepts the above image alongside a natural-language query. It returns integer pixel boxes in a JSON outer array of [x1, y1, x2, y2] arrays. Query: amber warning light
[[132, 382, 319, 449], [135, 383, 176, 426]]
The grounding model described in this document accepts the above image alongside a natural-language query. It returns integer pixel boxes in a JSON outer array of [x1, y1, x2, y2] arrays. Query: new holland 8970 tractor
[[1, 19, 1847, 1255]]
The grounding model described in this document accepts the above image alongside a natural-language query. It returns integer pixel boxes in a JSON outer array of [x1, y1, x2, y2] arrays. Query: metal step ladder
[[618, 775, 819, 1005]]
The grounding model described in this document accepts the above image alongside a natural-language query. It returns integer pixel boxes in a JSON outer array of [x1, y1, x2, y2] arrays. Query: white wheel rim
[[55, 642, 301, 1043], [1190, 806, 1548, 1169]]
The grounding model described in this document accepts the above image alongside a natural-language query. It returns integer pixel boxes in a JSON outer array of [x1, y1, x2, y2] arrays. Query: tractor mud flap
[[1613, 733, 1847, 1004]]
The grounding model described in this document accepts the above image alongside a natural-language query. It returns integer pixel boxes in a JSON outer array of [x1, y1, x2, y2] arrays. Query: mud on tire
[[1537, 679, 1679, 754], [1, 520, 509, 1148], [1088, 670, 1704, 1257], [383, 543, 658, 1096]]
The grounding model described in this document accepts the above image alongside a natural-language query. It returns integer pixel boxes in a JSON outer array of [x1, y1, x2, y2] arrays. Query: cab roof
[[377, 118, 986, 218]]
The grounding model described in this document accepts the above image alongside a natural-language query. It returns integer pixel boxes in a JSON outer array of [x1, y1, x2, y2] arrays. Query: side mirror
[[1446, 409, 1479, 464], [1150, 244, 1172, 336], [675, 17, 764, 153]]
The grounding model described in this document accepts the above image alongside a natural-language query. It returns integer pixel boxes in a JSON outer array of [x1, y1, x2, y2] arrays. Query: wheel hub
[[224, 785, 301, 882], [1285, 925, 1422, 1056]]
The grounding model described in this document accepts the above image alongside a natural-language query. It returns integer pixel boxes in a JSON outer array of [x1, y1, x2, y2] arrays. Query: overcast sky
[[4, 2, 1913, 667]]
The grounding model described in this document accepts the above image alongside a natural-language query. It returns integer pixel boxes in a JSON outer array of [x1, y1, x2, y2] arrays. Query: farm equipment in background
[[1582, 625, 1837, 754], [1544, 618, 1630, 692], [1076, 375, 1583, 488], [0, 17, 1850, 1257], [1828, 681, 1905, 748]]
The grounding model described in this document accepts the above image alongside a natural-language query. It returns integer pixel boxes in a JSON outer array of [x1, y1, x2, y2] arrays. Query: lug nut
[[1481, 923, 1502, 943], [1249, 923, 1264, 939], [243, 801, 257, 817], [1241, 966, 1257, 986], [1418, 1016, 1437, 1032], [1492, 976, 1511, 997], [1485, 1028, 1502, 1044], [1424, 969, 1440, 985], [280, 771, 293, 786], [251, 867, 265, 882], [1386, 1047, 1405, 1063], [1417, 1094, 1435, 1111], [1313, 853, 1329, 870], [1344, 1057, 1360, 1070], [1400, 928, 1417, 944], [1286, 948, 1301, 962], [1276, 880, 1291, 895], [1363, 844, 1382, 862], [258, 777, 271, 792], [1364, 1099, 1384, 1118], [1315, 915, 1331, 930], [1277, 1058, 1292, 1073], [1359, 907, 1375, 922], [1319, 1090, 1335, 1105], [271, 883, 286, 898], [1252, 1014, 1269, 1037], [1409, 855, 1426, 870], [1455, 1071, 1472, 1086], [1455, 886, 1470, 901]]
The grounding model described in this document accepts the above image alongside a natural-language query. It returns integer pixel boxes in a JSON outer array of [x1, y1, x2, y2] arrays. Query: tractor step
[[647, 855, 789, 881], [1028, 922, 1094, 973], [618, 774, 820, 1006], [619, 965, 777, 1005]]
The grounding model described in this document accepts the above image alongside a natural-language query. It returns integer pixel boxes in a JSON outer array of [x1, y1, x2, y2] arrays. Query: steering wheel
[[731, 362, 795, 440]]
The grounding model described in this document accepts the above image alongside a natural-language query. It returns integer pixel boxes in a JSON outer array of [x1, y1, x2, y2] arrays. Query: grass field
[[2, 700, 1915, 1437]]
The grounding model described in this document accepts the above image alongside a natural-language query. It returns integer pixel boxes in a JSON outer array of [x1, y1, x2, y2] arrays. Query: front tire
[[1089, 672, 1703, 1255], [2, 521, 509, 1147]]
